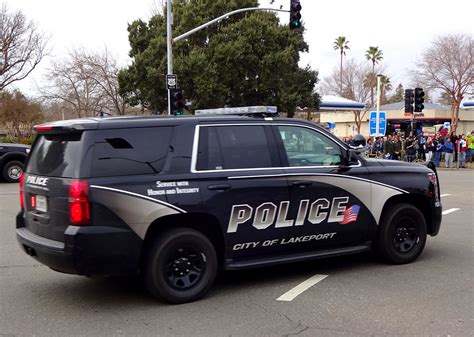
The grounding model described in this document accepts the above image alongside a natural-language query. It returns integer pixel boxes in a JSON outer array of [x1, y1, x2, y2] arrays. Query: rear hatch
[[22, 131, 92, 242]]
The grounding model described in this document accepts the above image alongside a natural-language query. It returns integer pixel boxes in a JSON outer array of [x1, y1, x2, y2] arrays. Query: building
[[319, 100, 474, 138]]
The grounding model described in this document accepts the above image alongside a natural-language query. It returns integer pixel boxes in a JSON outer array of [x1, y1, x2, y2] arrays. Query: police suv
[[16, 107, 442, 303]]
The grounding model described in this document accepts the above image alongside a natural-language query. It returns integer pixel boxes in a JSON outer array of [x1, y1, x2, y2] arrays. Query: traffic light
[[404, 89, 414, 113], [289, 0, 302, 30], [414, 87, 425, 112], [170, 89, 185, 115]]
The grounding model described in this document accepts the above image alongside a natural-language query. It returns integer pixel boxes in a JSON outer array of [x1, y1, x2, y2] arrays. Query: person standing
[[425, 136, 436, 163], [383, 135, 395, 159], [434, 133, 444, 167], [443, 137, 455, 168], [417, 131, 426, 160], [458, 135, 467, 168], [393, 135, 402, 160], [406, 136, 416, 162], [467, 131, 474, 165]]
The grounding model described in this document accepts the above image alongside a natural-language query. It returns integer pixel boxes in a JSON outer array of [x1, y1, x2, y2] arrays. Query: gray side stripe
[[91, 185, 185, 239], [91, 185, 186, 213]]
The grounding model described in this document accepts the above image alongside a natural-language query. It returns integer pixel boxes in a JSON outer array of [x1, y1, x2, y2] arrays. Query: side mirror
[[341, 149, 360, 168]]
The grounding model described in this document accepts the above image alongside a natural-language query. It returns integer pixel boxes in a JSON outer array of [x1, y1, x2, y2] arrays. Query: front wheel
[[2, 160, 24, 183], [375, 204, 427, 264], [144, 228, 217, 304]]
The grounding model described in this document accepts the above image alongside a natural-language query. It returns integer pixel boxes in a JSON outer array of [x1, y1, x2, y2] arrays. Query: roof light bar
[[194, 106, 278, 115]]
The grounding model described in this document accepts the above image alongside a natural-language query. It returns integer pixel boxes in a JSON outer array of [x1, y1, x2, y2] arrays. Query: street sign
[[166, 74, 177, 89], [369, 111, 386, 136]]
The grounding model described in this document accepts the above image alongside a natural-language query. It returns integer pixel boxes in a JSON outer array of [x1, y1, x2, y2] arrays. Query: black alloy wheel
[[376, 203, 427, 264], [145, 228, 217, 304], [165, 248, 206, 290], [392, 219, 419, 253]]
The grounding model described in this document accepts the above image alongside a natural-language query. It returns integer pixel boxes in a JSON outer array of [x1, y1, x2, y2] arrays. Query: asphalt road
[[1, 170, 473, 337]]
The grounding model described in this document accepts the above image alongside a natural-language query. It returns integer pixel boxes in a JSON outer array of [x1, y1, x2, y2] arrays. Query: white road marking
[[442, 208, 460, 215], [276, 274, 328, 302], [440, 194, 451, 197]]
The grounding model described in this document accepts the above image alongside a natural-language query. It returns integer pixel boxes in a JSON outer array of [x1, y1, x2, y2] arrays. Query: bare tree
[[322, 58, 373, 133], [0, 4, 48, 91], [415, 34, 473, 132], [40, 48, 127, 117]]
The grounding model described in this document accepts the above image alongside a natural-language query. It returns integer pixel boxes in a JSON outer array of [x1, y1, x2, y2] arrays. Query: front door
[[273, 124, 373, 252]]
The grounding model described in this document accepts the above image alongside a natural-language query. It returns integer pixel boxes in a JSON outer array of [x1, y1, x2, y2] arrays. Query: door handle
[[291, 180, 313, 188], [208, 184, 231, 191]]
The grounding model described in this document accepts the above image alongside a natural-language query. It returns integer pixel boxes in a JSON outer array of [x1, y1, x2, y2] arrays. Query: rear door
[[194, 123, 291, 260]]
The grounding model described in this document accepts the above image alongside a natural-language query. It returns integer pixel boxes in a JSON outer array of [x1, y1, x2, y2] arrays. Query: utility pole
[[166, 0, 173, 115]]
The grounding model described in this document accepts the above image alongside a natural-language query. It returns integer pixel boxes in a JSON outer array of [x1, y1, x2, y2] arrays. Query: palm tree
[[333, 36, 350, 96], [379, 75, 392, 104], [365, 46, 383, 106]]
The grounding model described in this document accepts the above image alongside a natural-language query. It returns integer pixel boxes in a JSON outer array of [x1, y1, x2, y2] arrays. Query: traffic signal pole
[[166, 0, 289, 114], [375, 74, 382, 136], [166, 0, 173, 115]]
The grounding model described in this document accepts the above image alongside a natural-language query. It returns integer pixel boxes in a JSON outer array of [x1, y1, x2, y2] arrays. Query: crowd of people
[[342, 131, 474, 168]]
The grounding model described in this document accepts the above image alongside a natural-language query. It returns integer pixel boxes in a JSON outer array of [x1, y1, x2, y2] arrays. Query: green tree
[[333, 36, 350, 96], [0, 90, 43, 138], [388, 83, 404, 103], [365, 46, 383, 107], [379, 75, 392, 104], [118, 0, 319, 115]]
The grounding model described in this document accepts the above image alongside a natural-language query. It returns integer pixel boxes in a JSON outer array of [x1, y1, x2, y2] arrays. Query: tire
[[375, 203, 427, 264], [144, 228, 217, 304], [2, 160, 24, 183]]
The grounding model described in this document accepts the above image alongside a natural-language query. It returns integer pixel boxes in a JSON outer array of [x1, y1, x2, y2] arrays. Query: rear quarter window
[[91, 127, 173, 177], [27, 133, 84, 178]]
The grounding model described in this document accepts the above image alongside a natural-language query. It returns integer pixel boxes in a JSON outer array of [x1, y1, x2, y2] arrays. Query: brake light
[[19, 174, 25, 210], [34, 125, 54, 131], [31, 195, 36, 209], [69, 180, 90, 225]]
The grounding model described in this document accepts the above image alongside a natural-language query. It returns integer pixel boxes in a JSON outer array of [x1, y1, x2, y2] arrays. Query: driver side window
[[278, 125, 342, 167]]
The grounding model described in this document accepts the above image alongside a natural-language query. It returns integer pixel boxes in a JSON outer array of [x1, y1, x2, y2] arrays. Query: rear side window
[[196, 125, 273, 170], [91, 127, 173, 177], [27, 133, 84, 177]]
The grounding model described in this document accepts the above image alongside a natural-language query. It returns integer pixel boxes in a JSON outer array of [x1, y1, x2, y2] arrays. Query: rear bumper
[[430, 204, 442, 236], [16, 212, 142, 276]]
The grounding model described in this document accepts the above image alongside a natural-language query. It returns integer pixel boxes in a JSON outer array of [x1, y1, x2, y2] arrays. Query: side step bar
[[225, 243, 371, 270]]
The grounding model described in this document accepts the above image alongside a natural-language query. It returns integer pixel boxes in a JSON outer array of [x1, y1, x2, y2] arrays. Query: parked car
[[0, 143, 30, 182]]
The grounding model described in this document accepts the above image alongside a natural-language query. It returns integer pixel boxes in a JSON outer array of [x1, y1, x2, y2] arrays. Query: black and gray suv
[[0, 143, 29, 182], [16, 110, 442, 303]]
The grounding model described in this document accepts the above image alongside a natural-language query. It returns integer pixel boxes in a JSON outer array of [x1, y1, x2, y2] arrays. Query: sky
[[3, 0, 473, 99]]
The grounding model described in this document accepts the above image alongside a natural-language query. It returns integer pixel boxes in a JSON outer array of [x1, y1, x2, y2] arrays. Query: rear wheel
[[145, 228, 217, 304], [376, 204, 427, 264], [2, 160, 24, 183]]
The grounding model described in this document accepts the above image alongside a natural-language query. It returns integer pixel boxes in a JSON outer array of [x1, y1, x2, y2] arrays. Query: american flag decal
[[339, 205, 361, 224]]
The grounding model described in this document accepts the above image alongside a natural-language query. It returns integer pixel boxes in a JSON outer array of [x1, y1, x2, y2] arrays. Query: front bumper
[[16, 212, 142, 276]]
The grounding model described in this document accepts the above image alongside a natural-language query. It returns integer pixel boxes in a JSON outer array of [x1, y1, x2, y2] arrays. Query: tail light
[[428, 172, 439, 203], [69, 180, 90, 225], [19, 174, 25, 210]]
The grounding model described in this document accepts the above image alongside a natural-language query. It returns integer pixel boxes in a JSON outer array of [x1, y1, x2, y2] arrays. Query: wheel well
[[140, 213, 225, 268], [381, 194, 434, 234], [1, 154, 27, 168]]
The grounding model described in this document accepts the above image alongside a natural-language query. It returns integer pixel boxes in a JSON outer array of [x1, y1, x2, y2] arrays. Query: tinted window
[[91, 127, 173, 177], [196, 125, 273, 170], [278, 125, 343, 166], [27, 133, 84, 177]]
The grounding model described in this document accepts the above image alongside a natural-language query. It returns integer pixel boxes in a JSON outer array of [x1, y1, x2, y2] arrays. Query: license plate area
[[35, 195, 48, 213]]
